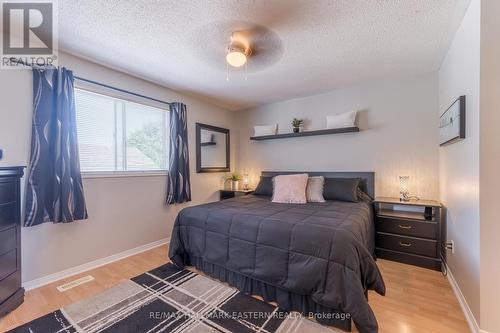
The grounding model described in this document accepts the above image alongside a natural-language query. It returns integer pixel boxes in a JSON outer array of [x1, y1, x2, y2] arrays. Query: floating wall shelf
[[200, 142, 216, 146], [249, 127, 359, 141]]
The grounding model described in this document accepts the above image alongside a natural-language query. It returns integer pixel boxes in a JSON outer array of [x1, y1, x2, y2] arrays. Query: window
[[75, 89, 169, 173]]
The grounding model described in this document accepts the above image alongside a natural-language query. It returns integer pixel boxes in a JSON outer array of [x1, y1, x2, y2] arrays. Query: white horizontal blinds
[[75, 89, 116, 171], [115, 101, 125, 171], [74, 88, 169, 172]]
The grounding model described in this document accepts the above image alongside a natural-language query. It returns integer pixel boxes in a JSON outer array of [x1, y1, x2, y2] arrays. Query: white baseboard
[[446, 263, 489, 333], [23, 238, 170, 291]]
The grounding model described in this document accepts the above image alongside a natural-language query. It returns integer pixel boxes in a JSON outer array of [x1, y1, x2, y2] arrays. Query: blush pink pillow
[[272, 174, 309, 204]]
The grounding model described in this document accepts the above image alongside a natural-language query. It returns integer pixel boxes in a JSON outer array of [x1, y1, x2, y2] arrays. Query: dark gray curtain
[[24, 67, 88, 227], [166, 102, 191, 204]]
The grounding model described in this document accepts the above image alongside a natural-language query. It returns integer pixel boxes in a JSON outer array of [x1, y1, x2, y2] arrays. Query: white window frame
[[74, 86, 170, 179], [81, 170, 168, 179]]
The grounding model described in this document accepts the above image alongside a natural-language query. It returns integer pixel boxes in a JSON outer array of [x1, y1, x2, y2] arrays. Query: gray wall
[[0, 52, 238, 282], [237, 74, 440, 200], [438, 0, 480, 323], [479, 0, 500, 331]]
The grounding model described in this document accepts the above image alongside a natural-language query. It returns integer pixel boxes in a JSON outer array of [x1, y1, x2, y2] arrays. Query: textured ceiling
[[57, 0, 471, 110]]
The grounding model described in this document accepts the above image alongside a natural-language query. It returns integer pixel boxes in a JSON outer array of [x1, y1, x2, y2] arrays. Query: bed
[[169, 172, 385, 333]]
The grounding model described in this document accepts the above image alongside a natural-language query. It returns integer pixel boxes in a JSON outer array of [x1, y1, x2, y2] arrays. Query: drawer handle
[[399, 241, 412, 247], [398, 224, 412, 230]]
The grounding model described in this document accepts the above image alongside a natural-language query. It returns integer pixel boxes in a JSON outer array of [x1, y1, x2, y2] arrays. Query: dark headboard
[[261, 171, 375, 198]]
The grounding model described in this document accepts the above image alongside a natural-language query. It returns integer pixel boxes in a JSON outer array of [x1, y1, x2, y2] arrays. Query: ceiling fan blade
[[191, 20, 284, 73]]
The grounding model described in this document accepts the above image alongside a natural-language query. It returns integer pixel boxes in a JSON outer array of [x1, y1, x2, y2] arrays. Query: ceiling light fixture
[[226, 42, 250, 68], [225, 32, 252, 81]]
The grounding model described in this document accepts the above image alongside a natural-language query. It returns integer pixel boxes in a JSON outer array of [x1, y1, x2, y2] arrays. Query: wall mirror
[[196, 123, 230, 173]]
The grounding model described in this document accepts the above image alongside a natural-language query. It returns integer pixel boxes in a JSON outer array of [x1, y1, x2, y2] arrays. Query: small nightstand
[[373, 197, 445, 271], [219, 189, 254, 201]]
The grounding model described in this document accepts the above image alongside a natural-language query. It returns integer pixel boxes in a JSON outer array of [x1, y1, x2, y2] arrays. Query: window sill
[[82, 171, 167, 179]]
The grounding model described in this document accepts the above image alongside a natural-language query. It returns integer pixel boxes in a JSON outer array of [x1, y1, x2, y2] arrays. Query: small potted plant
[[227, 173, 241, 190], [292, 118, 304, 133]]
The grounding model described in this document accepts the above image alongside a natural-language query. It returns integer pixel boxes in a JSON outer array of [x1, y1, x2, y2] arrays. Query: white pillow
[[254, 124, 277, 136], [326, 111, 357, 129], [200, 131, 213, 143], [272, 174, 308, 204], [306, 176, 325, 203]]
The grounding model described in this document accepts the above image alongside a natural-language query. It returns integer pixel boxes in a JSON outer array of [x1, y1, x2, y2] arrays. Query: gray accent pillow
[[306, 176, 326, 202], [323, 178, 361, 202], [253, 176, 273, 196], [357, 188, 373, 202]]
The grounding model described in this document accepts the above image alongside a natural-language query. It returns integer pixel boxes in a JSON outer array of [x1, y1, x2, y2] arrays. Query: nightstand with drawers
[[219, 189, 254, 201], [374, 197, 445, 271]]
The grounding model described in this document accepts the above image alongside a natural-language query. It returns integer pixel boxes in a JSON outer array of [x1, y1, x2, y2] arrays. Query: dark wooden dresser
[[374, 197, 444, 271], [0, 166, 24, 317]]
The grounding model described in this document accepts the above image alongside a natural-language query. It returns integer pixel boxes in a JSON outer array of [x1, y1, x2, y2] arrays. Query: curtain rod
[[74, 76, 171, 106], [9, 58, 171, 107]]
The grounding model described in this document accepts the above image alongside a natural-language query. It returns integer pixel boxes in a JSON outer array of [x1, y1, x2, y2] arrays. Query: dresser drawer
[[0, 270, 21, 306], [376, 232, 437, 258], [376, 248, 442, 271], [0, 250, 17, 281], [377, 216, 437, 239], [0, 202, 17, 229], [0, 226, 16, 255], [0, 181, 16, 204]]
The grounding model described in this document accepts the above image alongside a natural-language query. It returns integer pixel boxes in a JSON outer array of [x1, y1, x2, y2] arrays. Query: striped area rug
[[10, 263, 338, 333]]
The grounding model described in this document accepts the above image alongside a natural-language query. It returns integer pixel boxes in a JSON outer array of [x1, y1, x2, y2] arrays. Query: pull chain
[[226, 46, 230, 81]]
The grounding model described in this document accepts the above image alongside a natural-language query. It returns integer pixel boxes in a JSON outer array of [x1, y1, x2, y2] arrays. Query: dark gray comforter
[[169, 195, 386, 333]]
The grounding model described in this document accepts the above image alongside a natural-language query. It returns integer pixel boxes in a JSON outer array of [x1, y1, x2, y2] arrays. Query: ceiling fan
[[192, 21, 284, 79]]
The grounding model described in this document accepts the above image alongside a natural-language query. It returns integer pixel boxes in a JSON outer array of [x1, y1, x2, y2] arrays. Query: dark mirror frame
[[196, 122, 230, 173]]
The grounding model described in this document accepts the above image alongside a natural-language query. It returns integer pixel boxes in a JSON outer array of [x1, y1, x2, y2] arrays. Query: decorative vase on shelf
[[293, 127, 300, 133], [231, 180, 239, 190]]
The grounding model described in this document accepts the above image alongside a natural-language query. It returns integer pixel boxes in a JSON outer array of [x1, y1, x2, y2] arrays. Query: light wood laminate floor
[[0, 245, 470, 333]]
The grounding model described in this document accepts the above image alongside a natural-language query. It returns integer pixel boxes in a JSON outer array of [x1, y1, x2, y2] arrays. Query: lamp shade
[[242, 173, 249, 190], [399, 176, 410, 201]]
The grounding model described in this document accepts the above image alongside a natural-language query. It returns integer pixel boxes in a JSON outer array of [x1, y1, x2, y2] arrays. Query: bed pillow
[[253, 176, 273, 196], [323, 177, 361, 202], [272, 174, 309, 204], [326, 111, 357, 129], [254, 124, 278, 136], [357, 188, 373, 202], [306, 176, 325, 202]]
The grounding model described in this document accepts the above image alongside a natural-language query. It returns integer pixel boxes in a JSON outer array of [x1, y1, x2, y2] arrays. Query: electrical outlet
[[445, 240, 455, 254]]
